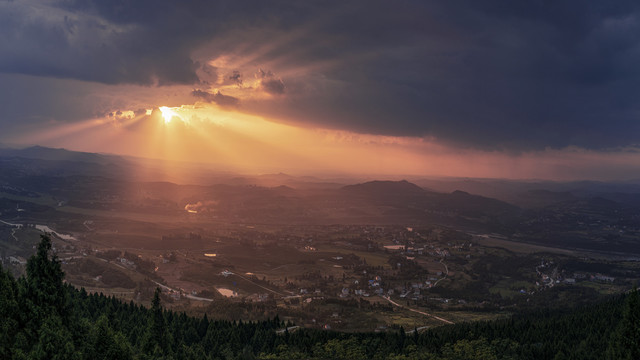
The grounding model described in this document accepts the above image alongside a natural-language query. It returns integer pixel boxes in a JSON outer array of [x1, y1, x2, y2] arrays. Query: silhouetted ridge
[[445, 189, 521, 215], [0, 145, 115, 164], [342, 180, 425, 195]]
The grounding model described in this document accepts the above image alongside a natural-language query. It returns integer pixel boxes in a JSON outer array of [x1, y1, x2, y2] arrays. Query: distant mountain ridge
[[1, 146, 640, 253], [0, 145, 120, 165], [342, 180, 426, 195]]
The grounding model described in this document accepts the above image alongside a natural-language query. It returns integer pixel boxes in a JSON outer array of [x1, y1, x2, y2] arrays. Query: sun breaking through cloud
[[1, 1, 640, 180]]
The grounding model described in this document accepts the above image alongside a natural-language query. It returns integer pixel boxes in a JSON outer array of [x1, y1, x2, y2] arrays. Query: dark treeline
[[1, 235, 638, 359]]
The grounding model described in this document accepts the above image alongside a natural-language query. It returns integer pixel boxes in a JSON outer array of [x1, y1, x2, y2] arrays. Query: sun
[[159, 106, 179, 124]]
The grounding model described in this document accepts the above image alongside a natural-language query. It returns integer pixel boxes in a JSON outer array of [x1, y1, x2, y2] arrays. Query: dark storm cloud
[[240, 0, 640, 151], [0, 0, 196, 85], [256, 69, 285, 94], [0, 0, 293, 85], [191, 89, 239, 107], [261, 78, 285, 95], [228, 71, 242, 86], [2, 0, 640, 150]]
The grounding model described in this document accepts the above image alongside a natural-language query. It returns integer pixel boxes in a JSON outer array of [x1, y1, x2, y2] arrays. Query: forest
[[1, 235, 638, 360]]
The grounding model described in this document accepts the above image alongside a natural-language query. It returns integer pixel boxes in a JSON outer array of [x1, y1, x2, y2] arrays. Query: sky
[[1, 0, 640, 180]]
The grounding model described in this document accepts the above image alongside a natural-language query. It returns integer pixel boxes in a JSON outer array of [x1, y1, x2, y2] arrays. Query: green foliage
[[25, 235, 67, 313], [142, 287, 171, 355], [85, 315, 133, 360], [22, 235, 69, 340], [28, 315, 80, 360], [0, 264, 19, 358], [438, 338, 518, 360], [316, 337, 368, 360], [0, 235, 638, 359], [607, 287, 640, 360]]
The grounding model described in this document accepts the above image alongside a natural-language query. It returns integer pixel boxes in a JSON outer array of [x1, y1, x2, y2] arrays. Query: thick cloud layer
[[191, 89, 239, 107], [2, 0, 640, 150]]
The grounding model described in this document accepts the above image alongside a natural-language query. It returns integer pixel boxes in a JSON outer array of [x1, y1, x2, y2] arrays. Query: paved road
[[0, 219, 21, 241], [83, 221, 94, 231], [433, 258, 449, 287], [276, 326, 300, 334], [406, 325, 430, 334], [151, 280, 215, 302], [229, 272, 286, 296], [93, 260, 215, 301], [441, 259, 449, 275], [0, 219, 21, 227], [380, 295, 454, 325]]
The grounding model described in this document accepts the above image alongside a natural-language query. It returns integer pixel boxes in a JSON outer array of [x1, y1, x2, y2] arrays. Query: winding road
[[0, 219, 21, 241], [0, 219, 21, 227], [151, 270, 286, 302], [228, 272, 286, 296], [151, 280, 215, 302], [433, 258, 449, 287]]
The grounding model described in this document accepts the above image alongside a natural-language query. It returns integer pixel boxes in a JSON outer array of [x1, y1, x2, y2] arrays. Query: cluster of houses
[[536, 259, 616, 290], [117, 257, 136, 269], [339, 275, 386, 298]]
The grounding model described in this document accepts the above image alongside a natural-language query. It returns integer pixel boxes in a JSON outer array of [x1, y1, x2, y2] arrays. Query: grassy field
[[314, 244, 392, 268], [0, 192, 59, 207], [577, 281, 625, 295], [489, 279, 532, 298], [441, 310, 508, 323], [476, 236, 579, 255], [474, 235, 632, 260], [0, 227, 49, 258]]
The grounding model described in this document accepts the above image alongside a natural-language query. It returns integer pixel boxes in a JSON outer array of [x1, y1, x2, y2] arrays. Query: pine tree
[[86, 315, 133, 360], [28, 315, 79, 360], [14, 235, 70, 353], [143, 287, 172, 355], [25, 235, 68, 320], [0, 265, 19, 358], [608, 288, 640, 360]]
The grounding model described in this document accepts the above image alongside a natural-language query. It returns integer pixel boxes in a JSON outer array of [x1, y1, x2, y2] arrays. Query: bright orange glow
[[159, 106, 180, 124], [13, 101, 640, 182]]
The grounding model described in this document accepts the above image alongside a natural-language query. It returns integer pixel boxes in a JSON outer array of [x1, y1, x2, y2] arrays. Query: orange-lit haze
[[10, 98, 640, 182]]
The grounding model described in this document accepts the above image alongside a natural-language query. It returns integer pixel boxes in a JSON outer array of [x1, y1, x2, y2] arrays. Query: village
[[1, 216, 636, 331]]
